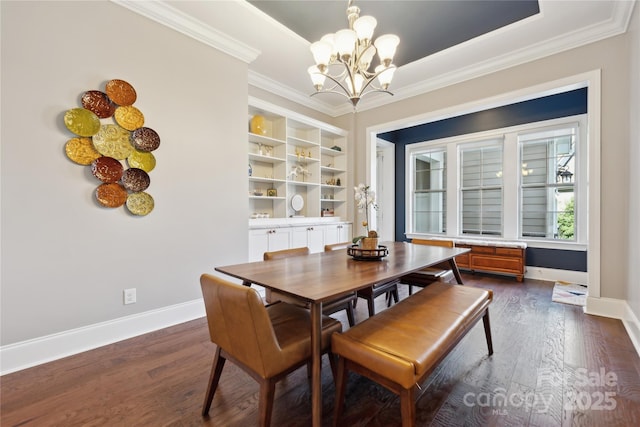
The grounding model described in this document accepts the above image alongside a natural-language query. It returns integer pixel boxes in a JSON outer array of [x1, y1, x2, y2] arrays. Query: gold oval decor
[[64, 108, 100, 137], [65, 137, 101, 165], [92, 124, 133, 160], [114, 105, 144, 131], [127, 149, 156, 172], [126, 192, 154, 216], [64, 79, 159, 215]]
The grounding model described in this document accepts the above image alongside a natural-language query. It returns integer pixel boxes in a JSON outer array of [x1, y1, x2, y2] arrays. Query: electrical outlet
[[123, 288, 136, 305]]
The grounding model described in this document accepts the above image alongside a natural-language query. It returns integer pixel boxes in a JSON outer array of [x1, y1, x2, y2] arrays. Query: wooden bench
[[331, 282, 493, 427]]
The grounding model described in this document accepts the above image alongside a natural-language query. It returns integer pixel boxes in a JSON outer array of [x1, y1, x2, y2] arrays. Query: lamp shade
[[334, 29, 357, 58], [353, 15, 377, 41], [358, 46, 376, 71], [320, 33, 337, 57], [310, 41, 332, 67], [308, 66, 327, 88], [375, 65, 395, 88], [374, 34, 399, 65]]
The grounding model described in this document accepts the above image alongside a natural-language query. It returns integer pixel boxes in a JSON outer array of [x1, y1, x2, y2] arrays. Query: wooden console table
[[453, 240, 526, 281]]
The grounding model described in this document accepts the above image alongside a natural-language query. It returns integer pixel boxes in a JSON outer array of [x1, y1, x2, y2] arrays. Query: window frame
[[458, 139, 504, 237], [405, 114, 587, 250], [410, 148, 448, 234]]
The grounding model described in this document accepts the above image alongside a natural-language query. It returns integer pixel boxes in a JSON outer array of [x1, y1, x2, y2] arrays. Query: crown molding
[[111, 0, 635, 118], [111, 0, 260, 64], [351, 1, 636, 115], [248, 71, 339, 117]]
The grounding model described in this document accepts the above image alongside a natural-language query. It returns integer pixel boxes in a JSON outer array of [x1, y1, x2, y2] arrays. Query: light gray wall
[[1, 1, 249, 344], [627, 3, 640, 320], [345, 32, 632, 300]]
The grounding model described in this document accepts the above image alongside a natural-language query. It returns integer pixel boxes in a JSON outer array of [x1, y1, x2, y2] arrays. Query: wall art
[[64, 79, 160, 216]]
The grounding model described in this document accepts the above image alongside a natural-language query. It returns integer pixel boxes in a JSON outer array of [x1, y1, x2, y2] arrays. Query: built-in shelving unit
[[248, 98, 348, 220]]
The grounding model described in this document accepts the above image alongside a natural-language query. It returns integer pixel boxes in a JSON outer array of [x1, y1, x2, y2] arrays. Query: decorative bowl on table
[[347, 245, 388, 261]]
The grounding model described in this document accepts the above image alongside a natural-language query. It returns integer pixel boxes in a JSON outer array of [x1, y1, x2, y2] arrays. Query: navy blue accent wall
[[383, 88, 588, 271], [526, 247, 587, 272]]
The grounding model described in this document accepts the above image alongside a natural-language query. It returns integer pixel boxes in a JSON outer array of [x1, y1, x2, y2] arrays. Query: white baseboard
[[623, 305, 640, 358], [584, 295, 628, 318], [0, 299, 205, 376], [524, 266, 588, 284], [584, 296, 640, 357]]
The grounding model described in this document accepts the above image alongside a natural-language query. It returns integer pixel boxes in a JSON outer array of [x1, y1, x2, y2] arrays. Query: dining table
[[215, 241, 469, 427]]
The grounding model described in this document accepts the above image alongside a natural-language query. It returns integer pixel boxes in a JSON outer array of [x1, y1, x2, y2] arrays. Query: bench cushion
[[332, 283, 492, 389]]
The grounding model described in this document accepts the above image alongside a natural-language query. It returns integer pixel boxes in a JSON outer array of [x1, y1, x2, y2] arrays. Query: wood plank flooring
[[2, 274, 640, 426]]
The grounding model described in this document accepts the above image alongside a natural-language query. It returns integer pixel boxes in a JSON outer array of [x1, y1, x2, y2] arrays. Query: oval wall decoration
[[63, 79, 160, 215]]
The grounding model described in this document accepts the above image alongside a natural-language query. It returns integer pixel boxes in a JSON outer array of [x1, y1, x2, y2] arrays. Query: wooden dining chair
[[401, 238, 456, 295], [326, 242, 400, 318], [264, 247, 357, 327], [200, 273, 342, 427]]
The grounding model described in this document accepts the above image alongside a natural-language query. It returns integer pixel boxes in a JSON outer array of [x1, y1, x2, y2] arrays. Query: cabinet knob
[[308, 227, 314, 231]]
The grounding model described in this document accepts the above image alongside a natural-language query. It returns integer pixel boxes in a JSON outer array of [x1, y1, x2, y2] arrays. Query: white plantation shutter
[[460, 144, 503, 236]]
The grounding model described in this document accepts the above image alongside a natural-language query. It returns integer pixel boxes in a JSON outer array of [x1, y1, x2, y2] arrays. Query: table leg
[[448, 258, 464, 284], [310, 302, 322, 427]]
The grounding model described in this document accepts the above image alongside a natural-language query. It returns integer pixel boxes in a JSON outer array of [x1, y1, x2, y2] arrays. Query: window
[[412, 150, 446, 233], [460, 143, 503, 236], [406, 115, 586, 246], [519, 126, 577, 240]]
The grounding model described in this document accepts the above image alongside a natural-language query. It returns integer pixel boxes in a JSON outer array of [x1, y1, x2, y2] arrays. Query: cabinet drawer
[[495, 247, 523, 257], [470, 245, 495, 255], [471, 254, 522, 274], [455, 253, 470, 268]]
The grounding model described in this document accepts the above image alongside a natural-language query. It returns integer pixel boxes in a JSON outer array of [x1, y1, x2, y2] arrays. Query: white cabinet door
[[323, 224, 340, 246], [324, 223, 352, 245], [307, 226, 325, 253], [248, 228, 291, 262], [291, 226, 324, 253], [338, 223, 352, 243]]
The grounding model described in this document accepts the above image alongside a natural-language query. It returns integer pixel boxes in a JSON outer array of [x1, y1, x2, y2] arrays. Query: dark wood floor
[[2, 274, 640, 426]]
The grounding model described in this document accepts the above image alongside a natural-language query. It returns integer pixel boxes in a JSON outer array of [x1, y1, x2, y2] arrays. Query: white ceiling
[[114, 0, 635, 117]]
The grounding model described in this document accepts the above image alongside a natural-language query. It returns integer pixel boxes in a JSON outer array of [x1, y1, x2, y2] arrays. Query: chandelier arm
[[321, 72, 356, 97], [358, 65, 396, 95], [310, 90, 352, 100]]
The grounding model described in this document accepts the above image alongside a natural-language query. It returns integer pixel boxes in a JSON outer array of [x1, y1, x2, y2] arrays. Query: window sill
[[405, 233, 587, 251]]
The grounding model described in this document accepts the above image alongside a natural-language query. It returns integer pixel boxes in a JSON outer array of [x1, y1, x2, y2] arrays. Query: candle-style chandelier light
[[308, 0, 400, 108]]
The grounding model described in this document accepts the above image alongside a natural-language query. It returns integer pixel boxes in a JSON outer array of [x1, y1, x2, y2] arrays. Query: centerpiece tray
[[347, 245, 388, 261]]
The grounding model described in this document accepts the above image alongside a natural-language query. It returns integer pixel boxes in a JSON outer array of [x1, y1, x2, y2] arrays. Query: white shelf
[[248, 132, 285, 146], [321, 146, 345, 157], [287, 154, 320, 163], [287, 136, 319, 147], [250, 195, 286, 200], [249, 153, 285, 164], [249, 98, 347, 220], [288, 180, 319, 187], [321, 165, 345, 173], [250, 176, 286, 184]]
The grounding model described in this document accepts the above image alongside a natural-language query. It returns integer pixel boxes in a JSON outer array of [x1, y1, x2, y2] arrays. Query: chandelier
[[308, 0, 399, 108]]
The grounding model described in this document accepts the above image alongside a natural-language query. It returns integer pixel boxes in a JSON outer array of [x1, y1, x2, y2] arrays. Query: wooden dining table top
[[215, 242, 469, 303]]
